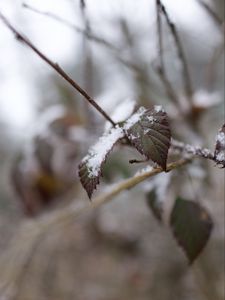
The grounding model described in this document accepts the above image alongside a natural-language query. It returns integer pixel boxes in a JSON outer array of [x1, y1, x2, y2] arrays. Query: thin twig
[[22, 3, 159, 94], [79, 0, 96, 126], [157, 0, 193, 101], [155, 0, 180, 106], [171, 139, 216, 162], [80, 0, 86, 9], [0, 11, 116, 126], [22, 3, 118, 52], [205, 42, 224, 89], [197, 0, 223, 29]]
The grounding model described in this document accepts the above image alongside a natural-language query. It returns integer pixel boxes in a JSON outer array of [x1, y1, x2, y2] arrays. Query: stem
[[22, 3, 158, 93], [155, 0, 180, 106], [197, 0, 223, 29], [22, 3, 118, 51], [0, 11, 116, 126], [157, 0, 193, 101], [0, 158, 190, 297], [171, 139, 215, 161], [29, 158, 192, 232]]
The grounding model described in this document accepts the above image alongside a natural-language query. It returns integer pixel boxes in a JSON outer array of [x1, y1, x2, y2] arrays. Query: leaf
[[146, 190, 163, 222], [124, 105, 171, 170], [214, 124, 225, 167], [170, 197, 213, 264], [79, 126, 125, 199]]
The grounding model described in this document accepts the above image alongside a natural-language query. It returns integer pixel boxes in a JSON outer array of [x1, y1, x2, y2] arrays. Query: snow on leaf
[[170, 197, 213, 264], [79, 126, 125, 199], [214, 124, 225, 167], [104, 98, 136, 131], [124, 106, 171, 170]]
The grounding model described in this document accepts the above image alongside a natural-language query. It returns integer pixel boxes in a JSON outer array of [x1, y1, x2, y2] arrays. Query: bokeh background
[[0, 1, 224, 299]]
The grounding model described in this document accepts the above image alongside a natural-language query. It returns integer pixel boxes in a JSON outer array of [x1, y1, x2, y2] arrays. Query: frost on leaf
[[170, 197, 213, 264], [79, 126, 124, 199], [124, 106, 171, 170], [214, 124, 225, 167]]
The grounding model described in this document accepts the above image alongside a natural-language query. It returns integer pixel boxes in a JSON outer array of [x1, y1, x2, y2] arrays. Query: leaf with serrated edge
[[124, 105, 171, 170], [170, 197, 213, 264], [79, 126, 124, 199], [214, 124, 225, 167]]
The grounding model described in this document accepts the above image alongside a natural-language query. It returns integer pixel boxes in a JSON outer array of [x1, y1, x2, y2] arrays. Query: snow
[[216, 131, 225, 148], [193, 90, 221, 108], [154, 105, 163, 113], [83, 126, 124, 177], [147, 116, 155, 123], [111, 98, 136, 123], [123, 106, 146, 130], [105, 98, 136, 130], [154, 172, 171, 202], [216, 151, 225, 162], [83, 106, 147, 178], [134, 165, 154, 177]]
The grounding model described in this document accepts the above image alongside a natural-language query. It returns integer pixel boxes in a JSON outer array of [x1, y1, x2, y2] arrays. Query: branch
[[22, 3, 159, 94], [157, 0, 193, 101], [22, 3, 118, 52], [0, 11, 116, 126], [155, 0, 180, 106], [0, 158, 190, 297], [171, 139, 218, 162], [197, 0, 223, 29]]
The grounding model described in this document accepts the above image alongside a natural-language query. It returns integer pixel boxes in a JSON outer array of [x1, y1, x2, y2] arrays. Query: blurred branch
[[80, 0, 86, 9], [157, 0, 194, 102], [22, 3, 157, 93], [79, 0, 96, 126], [22, 3, 118, 51], [0, 158, 190, 297], [0, 11, 116, 126], [197, 0, 224, 29], [205, 42, 224, 89], [155, 0, 180, 106]]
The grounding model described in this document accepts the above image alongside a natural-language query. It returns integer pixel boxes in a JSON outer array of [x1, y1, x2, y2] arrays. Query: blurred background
[[0, 0, 224, 299]]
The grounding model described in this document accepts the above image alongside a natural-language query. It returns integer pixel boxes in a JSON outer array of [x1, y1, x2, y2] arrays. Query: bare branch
[[157, 0, 193, 101], [0, 11, 116, 126], [80, 0, 86, 9], [205, 42, 224, 89], [197, 0, 223, 29], [22, 3, 118, 51], [22, 3, 159, 94], [155, 1, 180, 106]]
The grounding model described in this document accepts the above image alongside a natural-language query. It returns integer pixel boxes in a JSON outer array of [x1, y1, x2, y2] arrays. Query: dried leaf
[[170, 197, 213, 264], [214, 124, 225, 167], [124, 105, 171, 170], [79, 126, 125, 199]]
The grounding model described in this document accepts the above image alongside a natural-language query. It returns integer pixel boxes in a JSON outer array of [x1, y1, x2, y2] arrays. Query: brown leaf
[[125, 106, 171, 170], [170, 197, 213, 264]]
